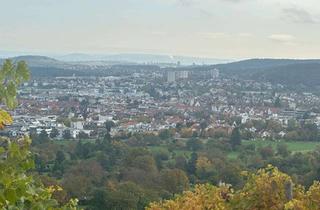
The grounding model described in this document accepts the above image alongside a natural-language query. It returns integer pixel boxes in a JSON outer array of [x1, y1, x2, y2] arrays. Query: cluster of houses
[[3, 68, 320, 140]]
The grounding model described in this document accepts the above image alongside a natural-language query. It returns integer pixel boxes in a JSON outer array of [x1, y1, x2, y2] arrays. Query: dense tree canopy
[[147, 165, 320, 210]]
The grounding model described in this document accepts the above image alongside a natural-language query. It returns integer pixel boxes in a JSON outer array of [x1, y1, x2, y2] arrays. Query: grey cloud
[[282, 7, 319, 24], [198, 8, 214, 17], [174, 0, 214, 17], [177, 0, 247, 6], [176, 0, 194, 6], [221, 0, 252, 3], [223, 0, 245, 2]]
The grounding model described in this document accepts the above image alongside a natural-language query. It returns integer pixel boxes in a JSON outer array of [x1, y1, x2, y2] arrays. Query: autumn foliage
[[147, 165, 320, 210], [0, 60, 78, 209]]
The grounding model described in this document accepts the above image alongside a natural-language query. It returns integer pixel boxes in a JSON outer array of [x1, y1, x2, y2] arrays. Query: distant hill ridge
[[211, 58, 320, 86], [0, 55, 67, 67], [1, 56, 320, 86], [214, 58, 320, 72]]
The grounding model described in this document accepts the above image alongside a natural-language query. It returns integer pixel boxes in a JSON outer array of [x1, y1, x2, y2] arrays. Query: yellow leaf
[[0, 109, 13, 129]]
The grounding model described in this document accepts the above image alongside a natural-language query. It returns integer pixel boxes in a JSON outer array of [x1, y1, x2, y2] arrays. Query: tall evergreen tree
[[230, 127, 241, 149]]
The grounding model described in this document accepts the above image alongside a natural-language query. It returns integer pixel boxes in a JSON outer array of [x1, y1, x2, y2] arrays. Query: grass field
[[147, 145, 192, 158], [242, 140, 320, 153], [226, 140, 320, 159], [54, 138, 320, 160], [147, 139, 320, 161], [53, 139, 95, 145]]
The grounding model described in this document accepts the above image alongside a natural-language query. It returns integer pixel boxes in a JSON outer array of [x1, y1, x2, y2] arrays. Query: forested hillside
[[215, 59, 320, 87]]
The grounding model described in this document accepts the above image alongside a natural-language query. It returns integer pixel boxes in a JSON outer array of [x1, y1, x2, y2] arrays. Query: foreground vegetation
[[0, 60, 77, 209], [148, 165, 320, 210]]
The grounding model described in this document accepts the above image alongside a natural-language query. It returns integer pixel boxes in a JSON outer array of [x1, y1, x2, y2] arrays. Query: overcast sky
[[1, 0, 320, 59]]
